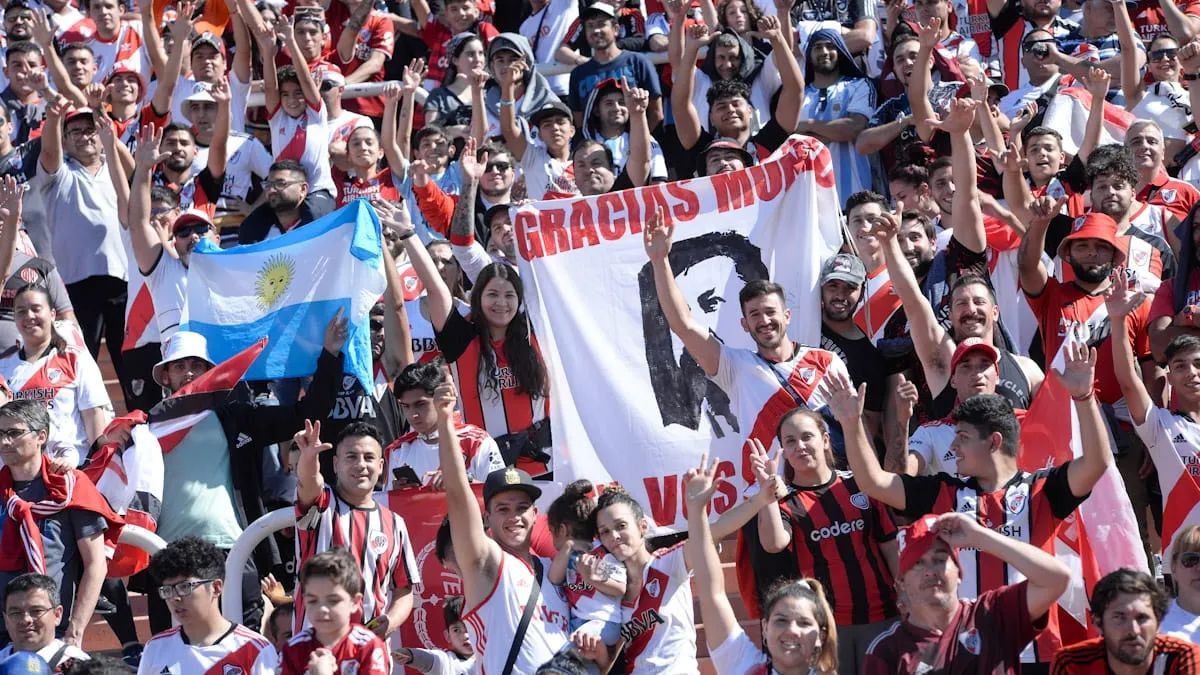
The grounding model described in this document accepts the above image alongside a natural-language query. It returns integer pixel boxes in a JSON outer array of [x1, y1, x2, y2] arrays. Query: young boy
[[281, 550, 391, 675], [546, 480, 625, 647], [391, 596, 475, 674], [138, 538, 277, 675], [419, 0, 498, 89]]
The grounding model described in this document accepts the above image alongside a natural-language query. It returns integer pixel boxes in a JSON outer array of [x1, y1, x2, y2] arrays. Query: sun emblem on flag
[[255, 254, 296, 311]]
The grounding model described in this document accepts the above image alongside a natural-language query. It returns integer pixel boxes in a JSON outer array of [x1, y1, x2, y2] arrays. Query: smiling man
[[0, 575, 89, 669]]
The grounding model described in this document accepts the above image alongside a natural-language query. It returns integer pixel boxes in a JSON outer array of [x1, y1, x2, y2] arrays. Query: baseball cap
[[105, 64, 147, 99], [700, 137, 754, 171], [192, 32, 227, 57], [171, 208, 214, 235], [319, 67, 346, 89], [581, 2, 617, 21], [1057, 212, 1127, 267], [482, 466, 542, 505], [819, 254, 866, 287], [529, 100, 573, 128], [949, 337, 1000, 374], [63, 107, 97, 126], [3, 0, 34, 14], [897, 515, 960, 578]]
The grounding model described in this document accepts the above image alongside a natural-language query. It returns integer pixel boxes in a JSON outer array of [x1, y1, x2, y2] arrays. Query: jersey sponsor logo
[[1175, 433, 1188, 444], [619, 608, 665, 642], [810, 519, 865, 541], [849, 492, 869, 510], [1006, 483, 1029, 515], [368, 531, 389, 556], [958, 627, 982, 655]]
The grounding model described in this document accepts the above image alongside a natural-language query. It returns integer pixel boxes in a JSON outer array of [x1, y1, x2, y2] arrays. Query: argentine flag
[[183, 199, 386, 391]]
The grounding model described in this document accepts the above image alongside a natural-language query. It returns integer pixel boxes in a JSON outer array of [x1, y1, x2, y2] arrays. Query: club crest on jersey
[[1007, 483, 1029, 515], [850, 492, 869, 510], [645, 578, 662, 599], [1131, 247, 1149, 269], [798, 368, 816, 385], [340, 662, 359, 675], [222, 665, 243, 675], [958, 628, 982, 655], [46, 368, 61, 383], [368, 531, 389, 556], [1162, 188, 1177, 203]]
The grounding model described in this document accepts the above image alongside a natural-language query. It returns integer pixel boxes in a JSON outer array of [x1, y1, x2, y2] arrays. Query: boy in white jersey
[[384, 360, 503, 489], [434, 381, 571, 672], [139, 537, 277, 675], [392, 596, 475, 674]]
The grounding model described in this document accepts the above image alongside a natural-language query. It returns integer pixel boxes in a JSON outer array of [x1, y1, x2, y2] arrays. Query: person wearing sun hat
[[863, 512, 1071, 674]]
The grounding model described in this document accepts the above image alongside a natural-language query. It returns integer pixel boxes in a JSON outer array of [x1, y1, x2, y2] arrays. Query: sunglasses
[[1181, 552, 1200, 569], [1021, 38, 1056, 53], [484, 161, 511, 173], [173, 223, 212, 239], [1151, 47, 1179, 61]]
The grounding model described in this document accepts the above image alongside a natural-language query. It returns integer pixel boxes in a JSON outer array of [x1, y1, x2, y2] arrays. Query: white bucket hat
[[152, 331, 215, 388]]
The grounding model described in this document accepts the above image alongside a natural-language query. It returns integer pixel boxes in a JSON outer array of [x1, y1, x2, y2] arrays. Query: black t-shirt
[[687, 117, 790, 169], [820, 324, 886, 413]]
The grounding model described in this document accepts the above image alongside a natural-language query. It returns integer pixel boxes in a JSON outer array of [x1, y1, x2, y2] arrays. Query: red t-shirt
[[1150, 268, 1200, 324], [332, 166, 401, 207], [1129, 0, 1200, 41], [1025, 277, 1153, 405], [421, 20, 498, 87], [1051, 634, 1200, 674], [280, 626, 391, 675], [863, 581, 1045, 674], [1139, 171, 1200, 223], [331, 13, 394, 118]]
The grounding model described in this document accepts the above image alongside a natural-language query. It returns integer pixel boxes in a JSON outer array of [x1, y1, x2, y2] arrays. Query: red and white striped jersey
[[711, 342, 849, 483], [280, 626, 390, 675], [619, 543, 697, 674], [462, 552, 569, 674], [1134, 406, 1200, 562], [293, 486, 420, 632], [136, 624, 278, 675], [0, 345, 110, 467], [909, 418, 958, 476], [853, 263, 902, 346], [382, 421, 503, 489]]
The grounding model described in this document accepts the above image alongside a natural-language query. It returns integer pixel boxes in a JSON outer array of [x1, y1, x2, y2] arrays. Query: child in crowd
[[265, 603, 294, 657], [547, 480, 626, 647], [280, 549, 391, 675], [420, 0, 498, 90], [392, 596, 475, 674]]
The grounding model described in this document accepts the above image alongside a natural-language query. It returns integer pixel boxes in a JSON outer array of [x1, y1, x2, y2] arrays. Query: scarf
[[0, 455, 123, 573]]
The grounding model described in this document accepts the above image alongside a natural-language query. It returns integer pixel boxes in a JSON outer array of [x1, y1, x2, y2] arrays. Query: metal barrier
[[221, 507, 296, 623]]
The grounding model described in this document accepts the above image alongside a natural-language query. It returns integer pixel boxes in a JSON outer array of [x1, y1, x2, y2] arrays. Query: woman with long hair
[[687, 454, 838, 674], [424, 33, 487, 132], [0, 284, 113, 468], [738, 408, 899, 673], [389, 198, 551, 476]]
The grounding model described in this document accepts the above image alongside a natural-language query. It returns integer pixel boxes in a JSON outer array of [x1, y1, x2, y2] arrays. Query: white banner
[[515, 136, 844, 530]]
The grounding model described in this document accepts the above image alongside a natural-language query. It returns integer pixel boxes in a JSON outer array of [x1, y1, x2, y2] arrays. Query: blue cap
[[0, 653, 52, 675]]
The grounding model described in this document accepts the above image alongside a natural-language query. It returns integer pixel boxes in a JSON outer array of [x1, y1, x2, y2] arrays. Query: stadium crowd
[[0, 0, 1194, 671]]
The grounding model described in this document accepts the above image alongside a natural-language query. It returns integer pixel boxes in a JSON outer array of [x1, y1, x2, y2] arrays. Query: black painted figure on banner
[[638, 231, 768, 435]]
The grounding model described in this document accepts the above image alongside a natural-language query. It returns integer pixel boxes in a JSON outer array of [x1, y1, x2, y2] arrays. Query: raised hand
[[402, 57, 427, 93], [757, 15, 782, 41], [865, 201, 901, 242], [622, 76, 649, 115], [1104, 268, 1147, 318], [372, 198, 415, 240], [0, 176, 23, 227], [408, 159, 430, 188], [469, 67, 490, 90], [134, 123, 169, 168], [927, 97, 978, 135], [292, 419, 333, 457], [685, 23, 712, 49], [933, 511, 986, 549], [642, 207, 673, 263], [1053, 327, 1098, 400], [683, 453, 720, 510], [1010, 101, 1038, 137], [210, 78, 232, 105], [171, 0, 196, 42], [819, 370, 865, 424], [916, 17, 942, 50], [1083, 65, 1111, 99], [747, 437, 783, 500], [996, 142, 1024, 175], [459, 136, 486, 181], [433, 381, 458, 421], [1028, 194, 1067, 228], [495, 60, 526, 92], [44, 95, 70, 124], [322, 307, 349, 354], [29, 10, 53, 47], [274, 13, 296, 45], [1181, 40, 1200, 73], [381, 81, 401, 103], [894, 373, 919, 425]]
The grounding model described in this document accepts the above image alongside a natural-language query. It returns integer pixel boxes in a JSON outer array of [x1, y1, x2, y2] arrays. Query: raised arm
[[826, 370, 908, 510], [396, 59, 427, 165], [1114, 0, 1144, 107], [1055, 334, 1115, 498], [1161, 0, 1200, 43], [469, 68, 488, 145], [643, 208, 722, 376], [97, 115, 130, 228], [672, 24, 712, 152], [388, 200, 454, 331], [0, 177, 24, 282], [1078, 67, 1111, 165], [337, 1, 372, 64], [38, 95, 68, 175], [452, 138, 483, 242], [277, 16, 321, 109], [935, 512, 1070, 621], [138, 0, 169, 79], [207, 78, 231, 179], [623, 78, 651, 187], [761, 15, 804, 132], [294, 419, 332, 510], [930, 98, 986, 253], [150, 5, 195, 117], [433, 381, 500, 588], [379, 242, 415, 375], [496, 60, 528, 160], [708, 439, 786, 542], [911, 19, 941, 144], [1018, 194, 1063, 297], [380, 82, 405, 172], [255, 19, 281, 112], [1107, 274, 1154, 425], [128, 124, 168, 273], [663, 0, 690, 76], [998, 141, 1035, 228], [31, 12, 85, 106], [683, 455, 741, 651]]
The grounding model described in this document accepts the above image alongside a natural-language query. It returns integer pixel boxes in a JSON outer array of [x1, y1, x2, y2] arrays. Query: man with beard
[[989, 0, 1079, 91], [818, 253, 886, 443], [798, 29, 875, 202], [1050, 569, 1200, 673], [238, 161, 315, 245], [566, 3, 662, 131], [150, 117, 228, 214], [1020, 204, 1159, 563]]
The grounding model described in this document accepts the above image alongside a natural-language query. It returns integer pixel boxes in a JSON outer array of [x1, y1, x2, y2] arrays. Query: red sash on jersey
[[853, 265, 901, 344], [0, 456, 123, 573], [277, 122, 308, 163]]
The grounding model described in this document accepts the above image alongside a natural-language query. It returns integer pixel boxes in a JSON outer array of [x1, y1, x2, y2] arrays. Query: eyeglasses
[[1151, 47, 1179, 61], [484, 161, 511, 173], [65, 127, 98, 140], [0, 428, 32, 443], [1021, 38, 1056, 53], [173, 223, 212, 239], [263, 179, 303, 191], [157, 579, 217, 600], [4, 607, 52, 621], [1180, 552, 1200, 569]]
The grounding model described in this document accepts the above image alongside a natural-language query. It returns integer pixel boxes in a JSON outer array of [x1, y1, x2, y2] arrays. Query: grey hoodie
[[484, 33, 563, 135]]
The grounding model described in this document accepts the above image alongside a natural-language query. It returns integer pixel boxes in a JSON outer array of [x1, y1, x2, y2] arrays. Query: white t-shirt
[[620, 543, 697, 674], [268, 101, 336, 195], [405, 296, 469, 364], [0, 345, 111, 467], [172, 72, 251, 134], [1162, 599, 1200, 643], [408, 648, 475, 675], [195, 132, 274, 216], [518, 0, 577, 96], [519, 140, 577, 201], [909, 419, 958, 475], [1134, 406, 1200, 561], [710, 628, 799, 674], [137, 625, 278, 675], [382, 422, 503, 489], [121, 229, 160, 351], [143, 249, 189, 342]]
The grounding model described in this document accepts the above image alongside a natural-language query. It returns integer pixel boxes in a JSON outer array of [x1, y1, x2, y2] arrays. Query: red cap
[[105, 64, 147, 101], [949, 337, 1000, 374], [1057, 213, 1126, 267], [897, 515, 960, 578], [171, 209, 213, 234]]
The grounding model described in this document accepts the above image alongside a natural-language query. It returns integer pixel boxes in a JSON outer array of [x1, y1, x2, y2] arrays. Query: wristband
[[1184, 72, 1200, 81], [498, 99, 515, 107], [398, 231, 416, 241], [1071, 390, 1095, 402]]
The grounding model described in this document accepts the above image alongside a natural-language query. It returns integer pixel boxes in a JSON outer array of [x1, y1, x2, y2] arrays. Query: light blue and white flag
[[183, 199, 386, 391]]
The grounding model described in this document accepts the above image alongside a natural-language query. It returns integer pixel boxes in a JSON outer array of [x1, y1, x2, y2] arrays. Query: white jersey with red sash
[[121, 231, 159, 352], [710, 342, 849, 482], [619, 543, 697, 674], [268, 101, 336, 195], [0, 345, 110, 467], [853, 263, 902, 346], [1134, 406, 1200, 562], [382, 421, 503, 489], [60, 20, 151, 82], [137, 624, 278, 675], [461, 551, 570, 674]]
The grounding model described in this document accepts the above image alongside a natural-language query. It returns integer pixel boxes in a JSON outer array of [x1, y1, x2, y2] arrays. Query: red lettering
[[539, 209, 569, 256], [596, 193, 626, 240], [641, 184, 675, 226], [710, 169, 755, 212], [621, 189, 644, 235], [568, 201, 601, 250], [777, 145, 805, 193], [643, 475, 678, 526], [711, 461, 737, 514], [515, 211, 544, 260], [665, 181, 700, 222], [749, 159, 785, 203]]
